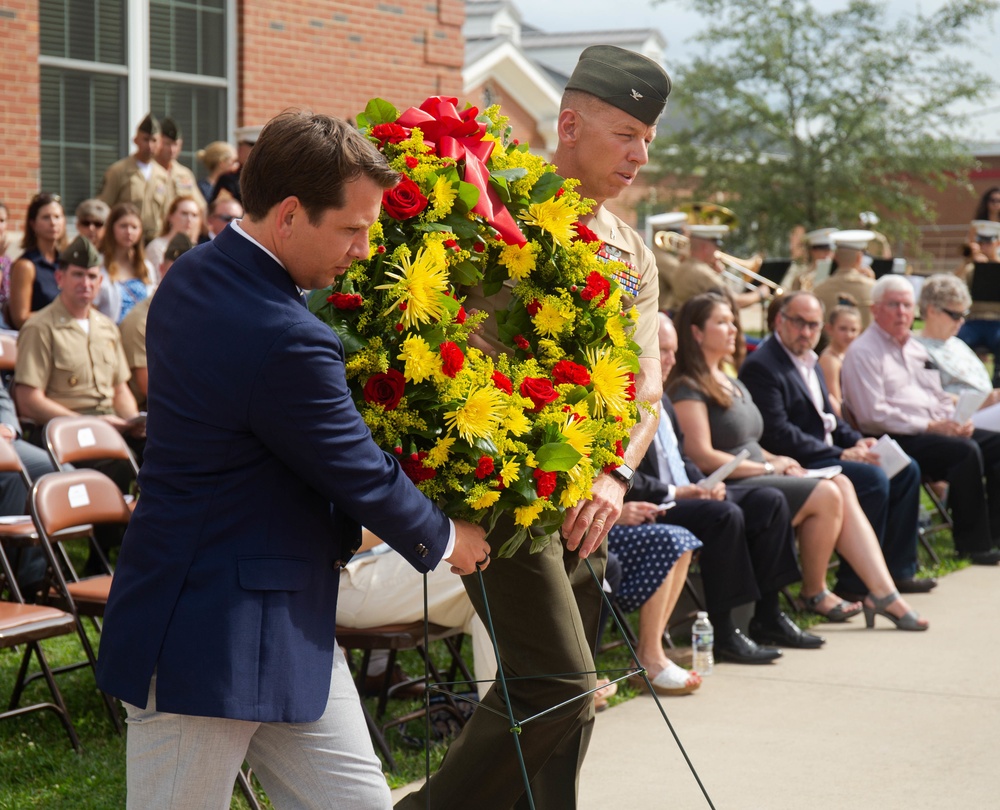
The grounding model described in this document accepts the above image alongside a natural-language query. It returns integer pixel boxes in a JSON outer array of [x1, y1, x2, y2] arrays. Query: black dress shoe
[[748, 613, 825, 649], [894, 576, 938, 593], [962, 549, 1000, 566], [714, 628, 782, 664]]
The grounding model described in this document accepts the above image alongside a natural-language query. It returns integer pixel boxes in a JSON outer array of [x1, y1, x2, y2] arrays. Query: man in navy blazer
[[97, 112, 489, 808], [739, 291, 933, 600]]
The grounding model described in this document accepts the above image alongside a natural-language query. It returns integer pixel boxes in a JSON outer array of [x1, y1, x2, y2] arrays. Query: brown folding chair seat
[[44, 415, 140, 501], [31, 469, 132, 734], [0, 510, 81, 751]]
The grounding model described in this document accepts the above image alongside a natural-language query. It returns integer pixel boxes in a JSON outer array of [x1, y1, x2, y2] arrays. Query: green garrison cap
[[160, 116, 181, 141], [58, 235, 101, 269], [137, 113, 160, 136], [163, 232, 194, 262], [565, 45, 671, 126]]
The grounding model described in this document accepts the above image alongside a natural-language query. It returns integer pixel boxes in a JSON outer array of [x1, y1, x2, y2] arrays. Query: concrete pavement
[[393, 564, 1000, 808]]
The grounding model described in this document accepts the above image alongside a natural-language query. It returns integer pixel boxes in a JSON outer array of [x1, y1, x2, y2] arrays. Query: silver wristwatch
[[762, 461, 775, 475]]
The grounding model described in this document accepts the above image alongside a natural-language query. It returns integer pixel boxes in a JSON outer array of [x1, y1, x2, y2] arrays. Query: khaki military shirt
[[168, 161, 208, 215], [672, 258, 724, 309], [813, 269, 875, 328], [462, 205, 660, 360], [98, 155, 172, 244], [119, 295, 150, 407], [781, 260, 813, 292], [15, 297, 131, 415]]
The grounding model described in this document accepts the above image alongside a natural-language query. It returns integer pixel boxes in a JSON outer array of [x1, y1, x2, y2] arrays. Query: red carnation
[[455, 306, 467, 325], [405, 156, 419, 169], [526, 299, 541, 316], [513, 334, 531, 350], [625, 372, 636, 402], [552, 359, 591, 387], [439, 342, 464, 377], [614, 440, 625, 458], [520, 377, 559, 412], [534, 469, 558, 499], [327, 292, 363, 310], [573, 222, 601, 244], [363, 368, 406, 410], [382, 176, 428, 220], [580, 271, 610, 306], [371, 122, 410, 147], [401, 452, 436, 483], [475, 456, 495, 479], [492, 370, 513, 394]]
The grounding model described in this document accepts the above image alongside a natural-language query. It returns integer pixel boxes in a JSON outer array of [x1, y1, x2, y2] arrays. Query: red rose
[[440, 342, 464, 377], [573, 222, 600, 244], [363, 368, 406, 410], [520, 377, 559, 412], [534, 469, 557, 498], [492, 370, 513, 394], [580, 272, 610, 306], [327, 292, 363, 310], [513, 335, 531, 350], [371, 122, 410, 147], [552, 359, 591, 387], [401, 452, 436, 483], [405, 156, 419, 169], [475, 456, 495, 479], [526, 299, 541, 316], [382, 176, 428, 220]]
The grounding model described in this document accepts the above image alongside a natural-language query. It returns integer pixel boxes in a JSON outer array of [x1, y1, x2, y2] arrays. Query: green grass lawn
[[0, 517, 964, 807]]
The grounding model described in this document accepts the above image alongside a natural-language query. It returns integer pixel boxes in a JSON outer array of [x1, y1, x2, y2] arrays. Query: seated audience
[[144, 196, 202, 282], [841, 274, 1000, 566], [196, 140, 238, 203], [607, 502, 702, 694], [637, 313, 809, 664], [337, 529, 495, 700], [739, 292, 932, 606], [812, 229, 876, 328], [98, 203, 155, 323], [120, 233, 193, 409], [203, 196, 244, 242], [817, 297, 862, 418], [74, 198, 110, 248], [669, 292, 927, 630], [954, 220, 1000, 386], [0, 201, 9, 325], [8, 192, 67, 329], [917, 273, 1000, 406]]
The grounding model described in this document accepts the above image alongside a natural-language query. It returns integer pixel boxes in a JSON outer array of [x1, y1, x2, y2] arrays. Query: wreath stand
[[414, 558, 717, 809]]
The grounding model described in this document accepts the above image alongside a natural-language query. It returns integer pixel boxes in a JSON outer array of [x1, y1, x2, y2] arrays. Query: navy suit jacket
[[97, 226, 450, 722], [738, 335, 862, 466]]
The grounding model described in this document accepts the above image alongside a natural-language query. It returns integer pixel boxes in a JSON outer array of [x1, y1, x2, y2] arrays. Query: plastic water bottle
[[691, 611, 714, 675]]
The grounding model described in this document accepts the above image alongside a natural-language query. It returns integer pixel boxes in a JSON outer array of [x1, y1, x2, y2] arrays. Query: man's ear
[[557, 108, 581, 146], [274, 197, 301, 237]]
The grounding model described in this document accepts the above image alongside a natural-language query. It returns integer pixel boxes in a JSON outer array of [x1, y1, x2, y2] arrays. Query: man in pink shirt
[[841, 275, 1000, 565]]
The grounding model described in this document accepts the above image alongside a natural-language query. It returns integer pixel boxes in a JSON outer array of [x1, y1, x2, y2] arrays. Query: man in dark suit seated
[[739, 291, 934, 601], [636, 313, 821, 663], [96, 112, 489, 808]]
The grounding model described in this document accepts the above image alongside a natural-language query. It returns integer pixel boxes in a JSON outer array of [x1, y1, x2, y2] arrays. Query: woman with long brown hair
[[7, 192, 67, 329], [98, 203, 154, 323], [668, 292, 927, 631]]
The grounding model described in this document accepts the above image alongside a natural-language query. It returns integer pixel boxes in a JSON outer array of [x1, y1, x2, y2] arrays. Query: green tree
[[650, 0, 998, 254]]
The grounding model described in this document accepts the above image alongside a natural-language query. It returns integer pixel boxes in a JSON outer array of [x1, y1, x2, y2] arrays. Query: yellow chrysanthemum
[[398, 334, 438, 383], [561, 416, 596, 459], [586, 347, 633, 418], [500, 241, 537, 281], [518, 197, 578, 248], [533, 300, 572, 337], [376, 246, 449, 328], [499, 459, 520, 487], [559, 481, 589, 508], [514, 500, 546, 528], [444, 386, 506, 444], [428, 174, 458, 221], [425, 436, 456, 468], [503, 405, 532, 437], [606, 314, 627, 347], [468, 489, 502, 510]]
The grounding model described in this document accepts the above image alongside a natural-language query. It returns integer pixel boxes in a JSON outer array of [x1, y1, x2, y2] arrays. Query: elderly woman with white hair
[[916, 273, 1000, 408]]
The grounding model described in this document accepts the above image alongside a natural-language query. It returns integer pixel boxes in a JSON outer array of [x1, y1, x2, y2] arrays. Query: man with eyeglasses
[[812, 229, 876, 328], [740, 291, 933, 600], [203, 196, 245, 242], [841, 275, 1000, 565]]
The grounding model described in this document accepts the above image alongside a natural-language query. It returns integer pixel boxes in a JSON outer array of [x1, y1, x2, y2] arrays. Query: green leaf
[[530, 172, 565, 203], [441, 213, 482, 241], [482, 278, 504, 297], [457, 181, 481, 211], [451, 260, 481, 286], [536, 443, 583, 472], [307, 287, 333, 314], [496, 527, 529, 558], [360, 98, 399, 127], [322, 311, 367, 353], [491, 167, 529, 182]]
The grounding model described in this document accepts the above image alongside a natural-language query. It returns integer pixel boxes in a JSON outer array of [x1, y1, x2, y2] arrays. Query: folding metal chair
[[31, 469, 132, 734], [44, 415, 140, 480]]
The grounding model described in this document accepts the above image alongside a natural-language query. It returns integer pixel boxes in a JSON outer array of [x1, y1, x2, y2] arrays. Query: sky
[[520, 0, 1000, 143]]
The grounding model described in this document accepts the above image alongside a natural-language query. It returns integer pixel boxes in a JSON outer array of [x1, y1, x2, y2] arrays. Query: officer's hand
[[446, 519, 490, 575]]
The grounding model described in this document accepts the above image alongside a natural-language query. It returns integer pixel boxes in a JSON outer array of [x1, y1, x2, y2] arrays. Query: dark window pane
[[174, 7, 199, 75], [149, 3, 172, 71], [39, 0, 67, 58], [201, 10, 225, 77], [97, 0, 126, 64], [151, 79, 227, 180]]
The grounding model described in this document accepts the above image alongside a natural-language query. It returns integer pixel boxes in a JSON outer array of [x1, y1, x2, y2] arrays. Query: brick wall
[[239, 0, 466, 127], [0, 0, 41, 241]]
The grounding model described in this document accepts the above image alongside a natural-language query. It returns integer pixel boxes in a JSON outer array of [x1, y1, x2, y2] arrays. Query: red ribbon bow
[[397, 96, 527, 247]]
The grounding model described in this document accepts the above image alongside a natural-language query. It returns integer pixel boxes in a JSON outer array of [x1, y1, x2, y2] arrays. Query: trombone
[[653, 230, 783, 295]]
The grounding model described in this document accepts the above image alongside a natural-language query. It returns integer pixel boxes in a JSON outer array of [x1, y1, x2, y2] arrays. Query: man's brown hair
[[240, 111, 399, 224]]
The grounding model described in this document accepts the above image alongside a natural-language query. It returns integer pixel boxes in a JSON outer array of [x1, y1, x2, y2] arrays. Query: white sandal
[[631, 661, 701, 696]]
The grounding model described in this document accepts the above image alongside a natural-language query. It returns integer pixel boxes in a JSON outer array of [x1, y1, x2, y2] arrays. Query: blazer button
[[415, 544, 429, 558]]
